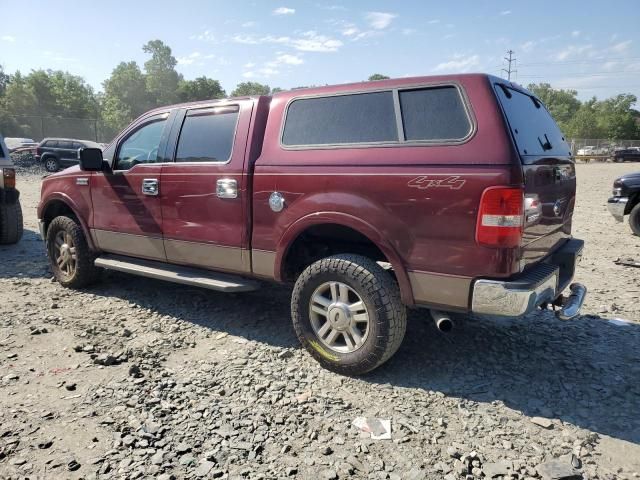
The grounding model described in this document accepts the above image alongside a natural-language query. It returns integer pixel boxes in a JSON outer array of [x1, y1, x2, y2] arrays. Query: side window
[[282, 92, 397, 146], [48, 140, 58, 148], [115, 118, 167, 170], [399, 87, 471, 141], [175, 106, 239, 163], [72, 142, 82, 149], [59, 140, 73, 149]]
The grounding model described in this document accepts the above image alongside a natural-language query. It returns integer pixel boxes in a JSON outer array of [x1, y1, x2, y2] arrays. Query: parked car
[[613, 147, 640, 162], [37, 74, 586, 374], [4, 137, 38, 152], [0, 134, 24, 244], [576, 145, 608, 156], [608, 171, 640, 235], [36, 138, 103, 172]]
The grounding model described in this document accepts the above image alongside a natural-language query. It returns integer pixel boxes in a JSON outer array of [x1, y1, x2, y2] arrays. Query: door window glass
[[116, 118, 167, 170], [175, 106, 239, 163]]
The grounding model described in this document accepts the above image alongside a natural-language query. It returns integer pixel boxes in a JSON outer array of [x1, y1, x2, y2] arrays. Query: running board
[[94, 255, 259, 293]]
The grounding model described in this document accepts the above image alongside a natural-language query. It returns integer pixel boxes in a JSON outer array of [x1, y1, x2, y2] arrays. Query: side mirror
[[78, 147, 104, 171]]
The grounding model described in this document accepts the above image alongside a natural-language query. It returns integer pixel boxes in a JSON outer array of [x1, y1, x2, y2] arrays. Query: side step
[[94, 255, 260, 293]]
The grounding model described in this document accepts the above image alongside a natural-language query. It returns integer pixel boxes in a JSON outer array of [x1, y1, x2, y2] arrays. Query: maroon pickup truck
[[38, 74, 586, 375]]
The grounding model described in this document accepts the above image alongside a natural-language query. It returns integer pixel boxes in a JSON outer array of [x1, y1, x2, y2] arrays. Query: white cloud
[[192, 30, 216, 42], [521, 41, 536, 52], [365, 11, 397, 29], [244, 62, 256, 68], [242, 71, 256, 78], [500, 10, 511, 15], [273, 7, 295, 15], [275, 53, 303, 65], [433, 54, 480, 72], [402, 28, 416, 35], [177, 52, 202, 65], [553, 44, 593, 61], [1, 35, 15, 42], [428, 19, 440, 24], [571, 30, 581, 37], [342, 27, 359, 36], [232, 31, 342, 52], [242, 21, 257, 27], [611, 40, 632, 52]]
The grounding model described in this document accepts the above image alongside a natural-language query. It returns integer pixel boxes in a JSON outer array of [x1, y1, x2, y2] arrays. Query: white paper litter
[[352, 416, 392, 440]]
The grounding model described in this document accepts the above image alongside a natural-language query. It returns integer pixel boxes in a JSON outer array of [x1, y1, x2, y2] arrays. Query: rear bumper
[[471, 238, 585, 318], [607, 196, 628, 222]]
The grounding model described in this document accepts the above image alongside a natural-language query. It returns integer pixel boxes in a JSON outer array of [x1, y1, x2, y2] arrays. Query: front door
[[90, 112, 171, 261], [161, 102, 251, 274]]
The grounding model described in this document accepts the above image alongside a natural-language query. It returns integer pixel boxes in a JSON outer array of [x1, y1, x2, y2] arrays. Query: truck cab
[[38, 74, 586, 375]]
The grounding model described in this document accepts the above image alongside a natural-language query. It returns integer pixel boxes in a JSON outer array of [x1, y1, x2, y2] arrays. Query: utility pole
[[502, 50, 517, 81]]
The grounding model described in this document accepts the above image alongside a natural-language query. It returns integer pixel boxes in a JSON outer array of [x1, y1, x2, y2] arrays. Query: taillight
[[476, 186, 523, 248]]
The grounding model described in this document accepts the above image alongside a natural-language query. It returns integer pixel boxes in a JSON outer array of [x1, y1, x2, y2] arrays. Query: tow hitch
[[544, 283, 587, 320]]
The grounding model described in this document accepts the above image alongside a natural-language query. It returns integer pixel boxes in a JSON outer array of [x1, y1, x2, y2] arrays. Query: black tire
[[629, 203, 640, 236], [0, 200, 23, 244], [44, 156, 60, 172], [291, 254, 407, 375], [46, 216, 101, 288]]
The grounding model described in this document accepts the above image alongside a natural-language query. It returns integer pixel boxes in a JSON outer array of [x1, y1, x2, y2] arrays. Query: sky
[[1, 0, 639, 101]]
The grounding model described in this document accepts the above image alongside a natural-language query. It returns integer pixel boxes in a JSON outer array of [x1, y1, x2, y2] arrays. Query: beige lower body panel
[[252, 249, 276, 279], [164, 239, 250, 273], [408, 270, 472, 310], [92, 229, 166, 261]]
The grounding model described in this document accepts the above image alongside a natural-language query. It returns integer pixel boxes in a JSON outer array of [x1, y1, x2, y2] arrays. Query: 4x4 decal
[[408, 175, 466, 190]]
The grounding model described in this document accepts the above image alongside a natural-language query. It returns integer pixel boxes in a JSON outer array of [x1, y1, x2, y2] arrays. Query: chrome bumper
[[472, 265, 559, 317], [471, 239, 585, 318], [607, 196, 628, 222], [38, 220, 46, 240]]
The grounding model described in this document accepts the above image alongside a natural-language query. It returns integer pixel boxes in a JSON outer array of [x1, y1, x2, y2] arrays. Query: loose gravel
[[0, 163, 639, 479]]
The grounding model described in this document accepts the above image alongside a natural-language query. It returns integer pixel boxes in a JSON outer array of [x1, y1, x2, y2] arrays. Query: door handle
[[217, 178, 238, 199], [142, 178, 159, 196]]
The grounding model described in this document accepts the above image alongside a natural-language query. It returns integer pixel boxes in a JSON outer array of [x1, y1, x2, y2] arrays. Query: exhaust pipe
[[430, 309, 454, 333]]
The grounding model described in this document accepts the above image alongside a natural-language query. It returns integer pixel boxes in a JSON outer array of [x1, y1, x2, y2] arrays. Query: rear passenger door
[[160, 101, 252, 274]]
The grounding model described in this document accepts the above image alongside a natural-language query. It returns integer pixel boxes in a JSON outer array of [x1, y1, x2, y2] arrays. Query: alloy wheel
[[309, 281, 370, 353]]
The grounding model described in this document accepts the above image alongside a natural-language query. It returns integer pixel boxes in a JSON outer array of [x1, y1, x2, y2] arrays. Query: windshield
[[494, 83, 571, 159]]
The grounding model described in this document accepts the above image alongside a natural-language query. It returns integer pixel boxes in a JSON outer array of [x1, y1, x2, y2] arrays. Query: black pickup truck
[[608, 171, 640, 235]]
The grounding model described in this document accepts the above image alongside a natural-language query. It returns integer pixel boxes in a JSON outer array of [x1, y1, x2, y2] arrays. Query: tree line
[[0, 40, 638, 142]]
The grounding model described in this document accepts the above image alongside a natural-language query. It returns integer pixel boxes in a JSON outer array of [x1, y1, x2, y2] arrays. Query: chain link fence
[[4, 115, 116, 144], [569, 138, 640, 156]]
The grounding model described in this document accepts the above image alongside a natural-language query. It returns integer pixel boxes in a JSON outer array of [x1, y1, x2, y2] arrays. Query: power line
[[502, 50, 517, 80]]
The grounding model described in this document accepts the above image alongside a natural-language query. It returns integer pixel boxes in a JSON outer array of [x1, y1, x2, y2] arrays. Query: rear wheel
[[629, 203, 640, 236], [0, 200, 23, 244], [44, 157, 60, 172], [291, 254, 406, 375], [46, 216, 101, 288]]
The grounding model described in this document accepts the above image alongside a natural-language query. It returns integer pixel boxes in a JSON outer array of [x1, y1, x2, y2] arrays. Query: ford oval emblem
[[553, 200, 562, 217]]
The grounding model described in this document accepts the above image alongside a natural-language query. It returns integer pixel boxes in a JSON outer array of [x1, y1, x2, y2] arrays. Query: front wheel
[[291, 254, 406, 375], [46, 216, 101, 288], [629, 203, 640, 236], [44, 157, 60, 172]]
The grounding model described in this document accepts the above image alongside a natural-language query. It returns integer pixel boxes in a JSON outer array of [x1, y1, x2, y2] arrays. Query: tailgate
[[494, 82, 576, 269]]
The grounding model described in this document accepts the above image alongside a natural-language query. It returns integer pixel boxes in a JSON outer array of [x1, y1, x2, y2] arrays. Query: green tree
[[101, 61, 150, 134], [143, 40, 182, 106], [231, 81, 271, 97], [178, 76, 225, 102], [368, 73, 390, 81], [595, 94, 640, 140], [565, 99, 602, 138]]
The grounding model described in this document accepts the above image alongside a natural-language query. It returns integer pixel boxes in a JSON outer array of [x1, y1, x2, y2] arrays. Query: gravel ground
[[1, 163, 639, 479]]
